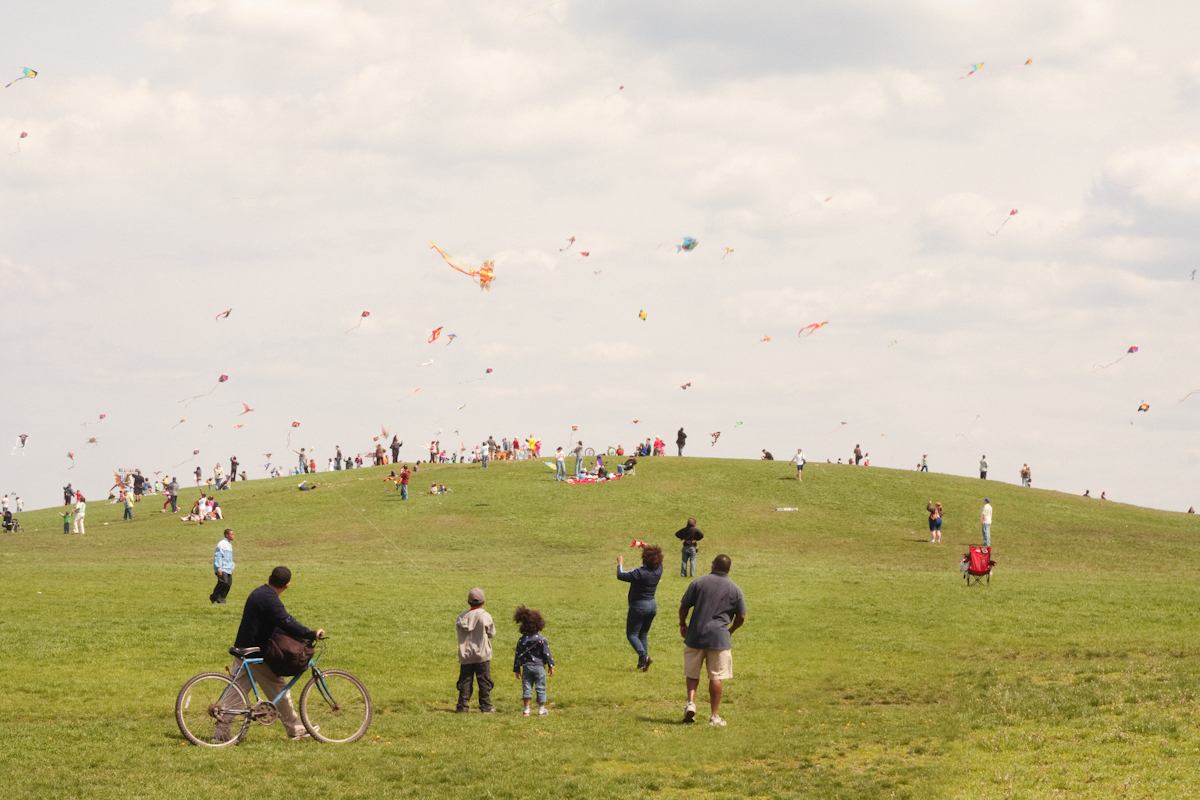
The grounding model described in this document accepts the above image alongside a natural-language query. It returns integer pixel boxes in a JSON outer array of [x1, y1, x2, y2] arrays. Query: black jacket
[[233, 584, 317, 650]]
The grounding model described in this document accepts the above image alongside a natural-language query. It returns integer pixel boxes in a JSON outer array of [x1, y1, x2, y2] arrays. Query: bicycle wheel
[[176, 672, 251, 747], [299, 669, 372, 743]]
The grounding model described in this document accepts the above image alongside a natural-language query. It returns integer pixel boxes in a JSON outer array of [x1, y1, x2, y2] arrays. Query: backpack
[[264, 630, 315, 676]]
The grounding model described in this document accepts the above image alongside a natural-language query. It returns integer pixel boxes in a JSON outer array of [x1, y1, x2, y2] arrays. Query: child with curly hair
[[513, 606, 556, 716]]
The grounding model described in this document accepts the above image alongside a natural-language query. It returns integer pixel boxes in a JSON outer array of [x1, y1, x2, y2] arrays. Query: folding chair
[[961, 546, 995, 586]]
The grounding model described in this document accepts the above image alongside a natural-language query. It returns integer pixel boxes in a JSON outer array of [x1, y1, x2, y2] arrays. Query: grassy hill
[[3, 458, 1199, 799]]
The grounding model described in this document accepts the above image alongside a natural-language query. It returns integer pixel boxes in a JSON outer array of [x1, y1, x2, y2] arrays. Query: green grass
[[4, 458, 1200, 799]]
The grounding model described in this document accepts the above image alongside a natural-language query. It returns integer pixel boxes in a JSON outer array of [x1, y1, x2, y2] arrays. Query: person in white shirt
[[73, 496, 87, 534], [981, 499, 993, 546], [790, 449, 805, 481]]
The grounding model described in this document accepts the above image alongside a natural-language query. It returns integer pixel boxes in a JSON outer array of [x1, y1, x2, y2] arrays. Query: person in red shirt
[[399, 465, 411, 500]]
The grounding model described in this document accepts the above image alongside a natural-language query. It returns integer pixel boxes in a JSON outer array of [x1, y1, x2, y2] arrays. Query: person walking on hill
[[679, 554, 747, 727], [981, 499, 993, 547], [218, 566, 325, 741], [979, 456, 988, 480], [617, 544, 664, 671], [1020, 464, 1031, 487], [211, 529, 235, 604], [791, 448, 805, 481], [676, 428, 687, 457], [920, 455, 929, 472], [676, 518, 705, 577], [854, 445, 863, 465], [456, 588, 496, 713]]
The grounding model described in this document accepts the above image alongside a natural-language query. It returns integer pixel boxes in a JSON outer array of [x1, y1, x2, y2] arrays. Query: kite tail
[[430, 242, 477, 277], [344, 319, 363, 334], [1090, 355, 1126, 373]]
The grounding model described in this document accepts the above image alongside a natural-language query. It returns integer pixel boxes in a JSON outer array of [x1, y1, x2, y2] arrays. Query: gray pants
[[456, 661, 494, 712]]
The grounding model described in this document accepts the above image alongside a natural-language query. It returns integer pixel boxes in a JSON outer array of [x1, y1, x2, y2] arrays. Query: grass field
[[4, 457, 1200, 799]]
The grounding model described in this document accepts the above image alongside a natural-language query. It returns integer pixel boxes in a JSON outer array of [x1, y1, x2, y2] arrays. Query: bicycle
[[175, 638, 371, 747]]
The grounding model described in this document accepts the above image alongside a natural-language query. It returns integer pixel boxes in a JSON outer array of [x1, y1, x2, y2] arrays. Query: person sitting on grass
[[513, 606, 555, 717]]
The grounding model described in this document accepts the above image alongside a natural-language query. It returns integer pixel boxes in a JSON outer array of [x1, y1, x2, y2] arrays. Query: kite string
[[324, 480, 457, 604]]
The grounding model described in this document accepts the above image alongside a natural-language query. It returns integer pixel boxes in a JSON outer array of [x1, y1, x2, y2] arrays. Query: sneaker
[[683, 702, 696, 723], [538, 707, 548, 716], [709, 715, 727, 727], [522, 707, 530, 716], [289, 729, 314, 740]]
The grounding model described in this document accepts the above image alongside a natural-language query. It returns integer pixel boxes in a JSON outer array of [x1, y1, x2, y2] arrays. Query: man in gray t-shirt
[[678, 554, 747, 726]]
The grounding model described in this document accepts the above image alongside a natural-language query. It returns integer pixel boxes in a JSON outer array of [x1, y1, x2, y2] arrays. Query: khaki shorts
[[684, 646, 732, 681]]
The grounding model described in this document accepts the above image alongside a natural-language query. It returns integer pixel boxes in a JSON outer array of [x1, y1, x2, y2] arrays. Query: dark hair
[[513, 605, 545, 635], [269, 566, 291, 588], [642, 544, 664, 570], [712, 554, 731, 573]]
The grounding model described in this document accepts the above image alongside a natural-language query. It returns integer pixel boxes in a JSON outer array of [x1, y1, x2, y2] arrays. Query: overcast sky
[[2, 0, 1198, 511]]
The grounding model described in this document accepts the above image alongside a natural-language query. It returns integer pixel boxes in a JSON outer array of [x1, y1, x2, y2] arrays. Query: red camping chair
[[961, 546, 995, 586]]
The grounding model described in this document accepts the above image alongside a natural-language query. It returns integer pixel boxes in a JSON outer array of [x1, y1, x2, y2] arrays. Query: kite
[[638, 310, 647, 321], [734, 421, 743, 427], [631, 540, 645, 549], [830, 422, 847, 433], [233, 424, 244, 429], [559, 237, 575, 251], [86, 437, 98, 445], [291, 421, 301, 427], [180, 374, 229, 407], [345, 311, 370, 333], [11, 434, 27, 455], [579, 251, 590, 258], [710, 432, 720, 446], [237, 403, 253, 416], [605, 86, 625, 99], [67, 451, 75, 468], [5, 68, 36, 88], [799, 322, 829, 337], [759, 335, 771, 343], [956, 414, 981, 441], [960, 62, 984, 79], [264, 453, 273, 459], [400, 388, 421, 400], [428, 327, 443, 344], [679, 382, 691, 390], [445, 333, 457, 345], [632, 419, 639, 424], [723, 248, 733, 258], [11, 131, 27, 155], [172, 449, 201, 468], [571, 425, 578, 432], [215, 309, 232, 321], [430, 242, 495, 290], [486, 368, 493, 373], [170, 419, 186, 429], [421, 360, 434, 367], [1180, 390, 1200, 403], [677, 237, 699, 252], [593, 270, 602, 275], [1137, 403, 1150, 412], [989, 209, 1018, 236], [888, 339, 898, 347], [381, 425, 391, 439], [81, 414, 106, 427], [1091, 346, 1138, 373]]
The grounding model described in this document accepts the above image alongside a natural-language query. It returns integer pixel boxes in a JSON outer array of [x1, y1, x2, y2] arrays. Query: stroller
[[2, 510, 22, 533], [960, 546, 994, 586]]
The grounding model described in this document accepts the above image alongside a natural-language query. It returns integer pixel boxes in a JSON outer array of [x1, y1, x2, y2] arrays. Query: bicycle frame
[[227, 642, 343, 712]]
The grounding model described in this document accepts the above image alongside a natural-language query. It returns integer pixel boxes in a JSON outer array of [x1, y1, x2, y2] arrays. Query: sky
[[2, 0, 1198, 511]]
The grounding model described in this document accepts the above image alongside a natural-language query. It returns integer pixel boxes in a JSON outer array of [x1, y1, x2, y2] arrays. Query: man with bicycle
[[218, 566, 325, 741]]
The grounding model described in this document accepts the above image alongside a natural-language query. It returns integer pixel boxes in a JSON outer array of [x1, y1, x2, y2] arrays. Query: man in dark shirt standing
[[675, 518, 704, 578], [219, 566, 325, 741], [229, 455, 239, 483], [678, 554, 747, 727], [676, 428, 687, 457]]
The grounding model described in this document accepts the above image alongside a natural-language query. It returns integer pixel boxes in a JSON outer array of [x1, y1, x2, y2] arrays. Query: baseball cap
[[468, 587, 485, 606]]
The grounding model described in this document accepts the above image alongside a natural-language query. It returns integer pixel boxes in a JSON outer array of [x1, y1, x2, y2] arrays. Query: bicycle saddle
[[229, 646, 261, 658]]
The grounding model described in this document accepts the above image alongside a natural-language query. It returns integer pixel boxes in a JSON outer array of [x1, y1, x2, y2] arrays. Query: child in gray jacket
[[456, 587, 496, 713]]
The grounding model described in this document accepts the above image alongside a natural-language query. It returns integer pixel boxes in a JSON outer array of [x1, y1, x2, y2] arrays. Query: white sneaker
[[522, 707, 530, 716], [709, 715, 726, 727], [683, 702, 696, 723]]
